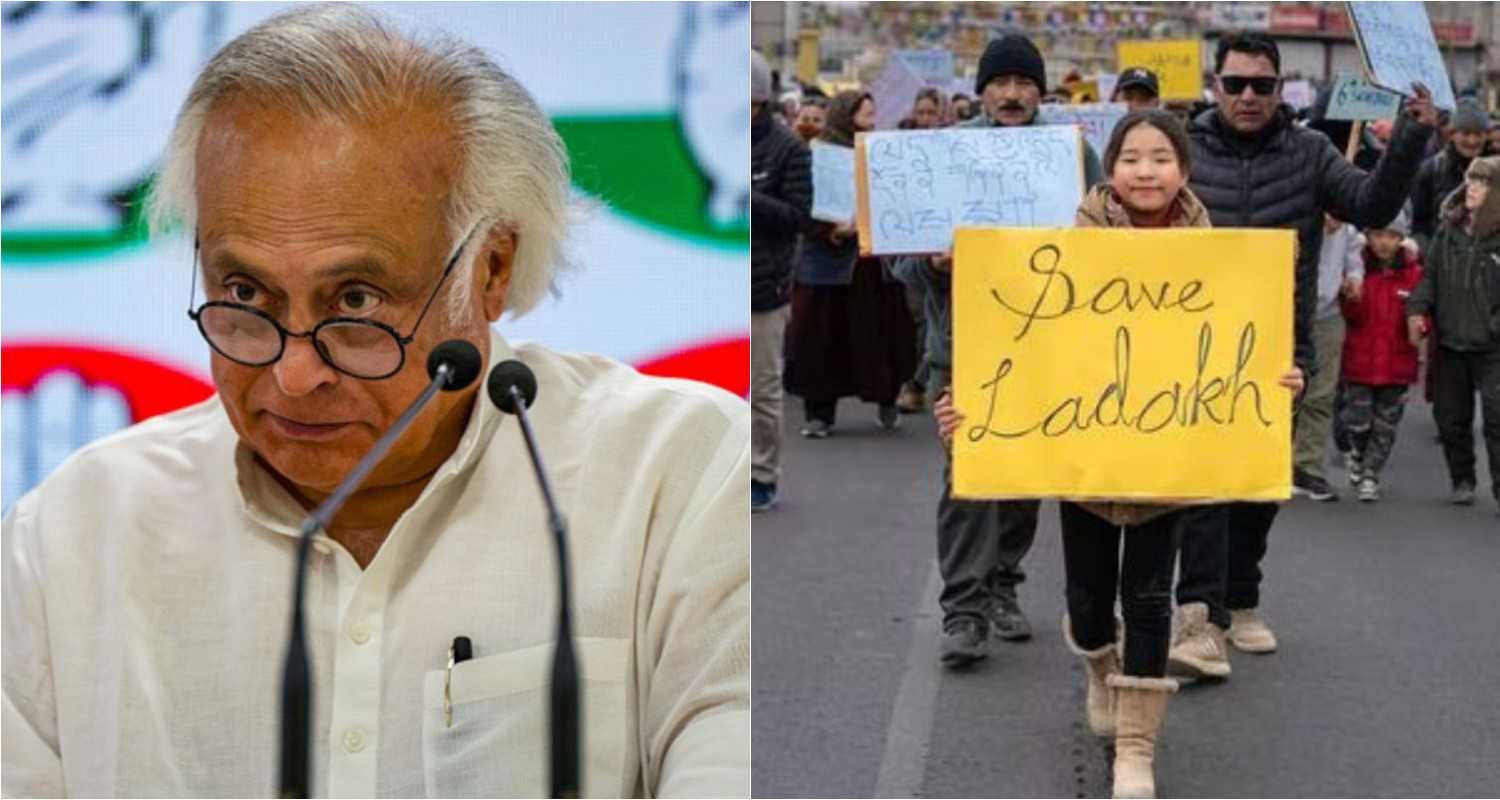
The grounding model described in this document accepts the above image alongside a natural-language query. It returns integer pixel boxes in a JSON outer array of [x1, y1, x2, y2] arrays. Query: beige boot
[[1227, 608, 1278, 653], [1167, 602, 1231, 679], [1107, 674, 1177, 799], [1063, 614, 1121, 736]]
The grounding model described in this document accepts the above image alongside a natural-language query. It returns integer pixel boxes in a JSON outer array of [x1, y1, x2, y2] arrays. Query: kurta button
[[343, 727, 366, 753], [350, 622, 371, 644]]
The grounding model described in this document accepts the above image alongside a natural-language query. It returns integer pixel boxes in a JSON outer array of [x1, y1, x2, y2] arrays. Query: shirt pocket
[[422, 637, 632, 798]]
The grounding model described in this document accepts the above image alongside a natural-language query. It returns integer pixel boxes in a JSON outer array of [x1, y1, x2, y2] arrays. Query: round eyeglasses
[[187, 225, 478, 380]]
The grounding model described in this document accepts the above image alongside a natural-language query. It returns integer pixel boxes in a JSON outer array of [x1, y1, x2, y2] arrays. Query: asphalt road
[[752, 394, 1500, 798]]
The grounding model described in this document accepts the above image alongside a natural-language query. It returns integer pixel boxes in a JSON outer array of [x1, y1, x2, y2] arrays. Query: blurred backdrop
[[1, 1, 750, 512]]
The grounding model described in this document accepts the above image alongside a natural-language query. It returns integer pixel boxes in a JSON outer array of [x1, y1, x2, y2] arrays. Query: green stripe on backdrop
[[2, 114, 746, 265]]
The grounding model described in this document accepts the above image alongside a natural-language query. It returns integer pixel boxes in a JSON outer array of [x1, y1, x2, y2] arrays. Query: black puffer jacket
[[1410, 143, 1474, 253], [1186, 105, 1431, 374], [751, 108, 811, 312]]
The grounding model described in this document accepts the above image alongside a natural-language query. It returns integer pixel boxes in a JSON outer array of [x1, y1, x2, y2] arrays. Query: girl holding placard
[[935, 109, 1303, 799]]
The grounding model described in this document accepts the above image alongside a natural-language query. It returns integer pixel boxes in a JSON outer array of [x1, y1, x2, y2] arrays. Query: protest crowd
[[752, 3, 1499, 797]]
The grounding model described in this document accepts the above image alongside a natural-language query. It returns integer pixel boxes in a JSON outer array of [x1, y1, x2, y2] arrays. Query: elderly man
[[1167, 31, 1433, 681], [895, 33, 1103, 668], [1, 6, 749, 798], [1411, 98, 1490, 253]]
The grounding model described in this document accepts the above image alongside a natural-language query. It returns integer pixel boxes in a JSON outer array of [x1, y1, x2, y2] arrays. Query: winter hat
[[1451, 98, 1487, 134], [751, 50, 772, 103], [1365, 205, 1411, 237], [976, 34, 1047, 96]]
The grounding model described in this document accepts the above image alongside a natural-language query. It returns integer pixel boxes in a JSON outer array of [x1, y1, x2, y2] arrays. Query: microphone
[[485, 360, 579, 799], [278, 339, 483, 798]]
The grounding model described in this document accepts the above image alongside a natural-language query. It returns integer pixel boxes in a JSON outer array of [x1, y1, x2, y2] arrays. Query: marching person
[[784, 91, 916, 438], [1168, 31, 1434, 677], [751, 50, 812, 512], [1340, 209, 1424, 502], [1406, 156, 1500, 511], [935, 109, 1302, 798], [892, 33, 1103, 668]]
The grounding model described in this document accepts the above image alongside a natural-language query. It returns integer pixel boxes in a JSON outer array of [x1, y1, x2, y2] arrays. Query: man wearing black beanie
[[891, 32, 1101, 668]]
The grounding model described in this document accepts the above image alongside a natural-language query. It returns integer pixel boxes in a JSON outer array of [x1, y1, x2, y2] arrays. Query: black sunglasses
[[1218, 75, 1281, 97]]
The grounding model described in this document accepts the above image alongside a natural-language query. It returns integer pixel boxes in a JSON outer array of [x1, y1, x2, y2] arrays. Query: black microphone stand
[[502, 381, 580, 800], [279, 348, 473, 798]]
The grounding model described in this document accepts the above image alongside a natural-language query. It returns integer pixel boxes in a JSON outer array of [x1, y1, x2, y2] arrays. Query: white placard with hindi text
[[1348, 0, 1457, 111], [860, 126, 1084, 254], [810, 141, 856, 223], [1037, 103, 1128, 162]]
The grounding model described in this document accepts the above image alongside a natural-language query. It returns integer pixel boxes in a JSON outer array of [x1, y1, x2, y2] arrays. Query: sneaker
[[877, 404, 901, 431], [751, 480, 778, 513], [1292, 468, 1337, 501], [895, 383, 925, 414], [1167, 602, 1231, 679], [1345, 452, 1364, 486], [1226, 608, 1279, 653], [986, 594, 1032, 641], [800, 419, 832, 439], [1357, 476, 1380, 502], [1451, 483, 1477, 505], [940, 618, 989, 667]]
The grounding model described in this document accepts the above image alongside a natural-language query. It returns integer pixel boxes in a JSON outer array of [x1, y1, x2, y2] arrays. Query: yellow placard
[[951, 228, 1296, 502], [1115, 39, 1203, 101], [796, 29, 820, 85]]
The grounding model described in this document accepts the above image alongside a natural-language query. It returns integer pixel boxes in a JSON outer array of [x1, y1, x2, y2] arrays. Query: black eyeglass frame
[[1216, 75, 1282, 97], [186, 223, 480, 380]]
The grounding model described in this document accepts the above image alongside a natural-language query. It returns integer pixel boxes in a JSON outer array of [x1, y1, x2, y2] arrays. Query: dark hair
[[951, 92, 971, 103], [1102, 109, 1193, 177], [800, 95, 828, 110], [914, 87, 943, 109], [820, 90, 873, 146], [1214, 31, 1281, 74]]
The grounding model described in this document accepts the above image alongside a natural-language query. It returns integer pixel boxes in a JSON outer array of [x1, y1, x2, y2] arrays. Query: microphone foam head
[[486, 359, 538, 414], [427, 340, 483, 391]]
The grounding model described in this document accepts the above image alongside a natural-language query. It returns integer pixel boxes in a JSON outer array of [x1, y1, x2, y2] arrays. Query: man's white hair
[[148, 3, 573, 320]]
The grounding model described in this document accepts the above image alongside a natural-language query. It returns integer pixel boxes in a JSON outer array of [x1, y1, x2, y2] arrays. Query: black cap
[[976, 34, 1047, 96], [1115, 67, 1159, 98]]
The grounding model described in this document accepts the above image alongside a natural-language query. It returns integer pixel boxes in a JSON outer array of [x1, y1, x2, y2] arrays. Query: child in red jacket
[[1340, 208, 1426, 501]]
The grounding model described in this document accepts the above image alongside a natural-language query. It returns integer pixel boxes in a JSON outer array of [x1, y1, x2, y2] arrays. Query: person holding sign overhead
[[891, 33, 1103, 668], [1166, 31, 1435, 680], [784, 90, 916, 439]]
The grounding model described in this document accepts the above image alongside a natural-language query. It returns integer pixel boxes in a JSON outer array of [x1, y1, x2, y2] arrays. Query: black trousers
[[1173, 502, 1278, 630], [1060, 503, 1181, 677], [1432, 346, 1500, 497], [932, 368, 1038, 626]]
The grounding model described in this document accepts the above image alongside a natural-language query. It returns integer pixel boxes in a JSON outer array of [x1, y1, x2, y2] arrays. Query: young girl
[[935, 110, 1304, 799], [1406, 155, 1500, 510], [1340, 210, 1425, 501]]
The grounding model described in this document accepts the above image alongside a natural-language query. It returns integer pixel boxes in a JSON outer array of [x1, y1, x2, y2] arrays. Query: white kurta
[[2, 332, 750, 798]]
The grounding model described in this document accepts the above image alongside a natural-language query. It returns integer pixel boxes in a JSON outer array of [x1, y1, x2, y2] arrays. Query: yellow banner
[[950, 228, 1296, 502], [1115, 39, 1203, 101], [796, 29, 820, 85]]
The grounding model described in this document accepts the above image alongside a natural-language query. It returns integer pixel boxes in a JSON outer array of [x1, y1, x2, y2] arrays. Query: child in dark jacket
[[1340, 208, 1426, 501]]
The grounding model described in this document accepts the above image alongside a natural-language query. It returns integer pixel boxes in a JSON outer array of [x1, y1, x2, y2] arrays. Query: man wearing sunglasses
[[1166, 31, 1436, 682], [2, 5, 749, 798]]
